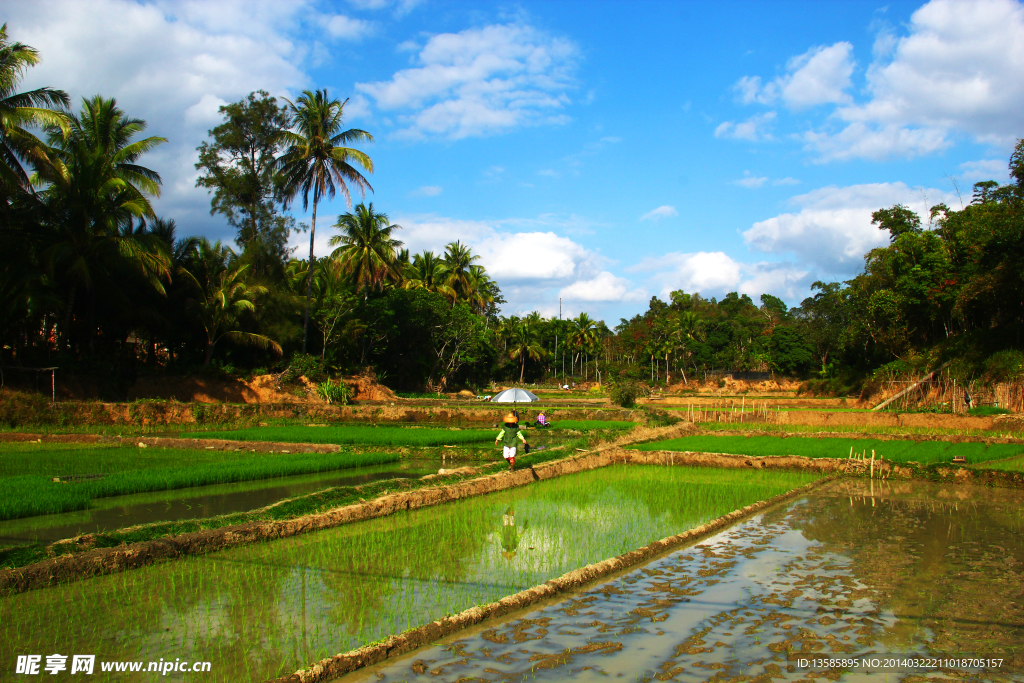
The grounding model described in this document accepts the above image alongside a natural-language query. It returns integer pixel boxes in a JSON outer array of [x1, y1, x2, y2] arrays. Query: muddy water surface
[[346, 480, 1024, 683]]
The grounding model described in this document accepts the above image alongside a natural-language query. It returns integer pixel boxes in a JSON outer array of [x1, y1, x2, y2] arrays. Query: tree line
[[3, 25, 1022, 396]]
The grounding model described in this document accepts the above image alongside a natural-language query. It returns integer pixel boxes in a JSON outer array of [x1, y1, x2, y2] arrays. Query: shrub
[[968, 406, 1010, 416], [610, 381, 639, 408], [287, 353, 328, 382], [316, 379, 349, 405]]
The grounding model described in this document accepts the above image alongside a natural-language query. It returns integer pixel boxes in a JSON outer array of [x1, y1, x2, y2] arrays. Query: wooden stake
[[870, 450, 875, 479]]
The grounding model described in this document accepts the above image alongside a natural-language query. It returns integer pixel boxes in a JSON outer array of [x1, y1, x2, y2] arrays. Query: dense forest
[[2, 26, 1023, 397]]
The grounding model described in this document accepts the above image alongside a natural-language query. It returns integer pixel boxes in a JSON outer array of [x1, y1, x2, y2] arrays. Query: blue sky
[[5, 0, 1023, 323]]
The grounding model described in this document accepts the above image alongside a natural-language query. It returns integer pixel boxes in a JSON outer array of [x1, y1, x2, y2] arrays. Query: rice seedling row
[[0, 443, 399, 520], [193, 425, 496, 446], [3, 465, 823, 681], [629, 434, 1024, 465]]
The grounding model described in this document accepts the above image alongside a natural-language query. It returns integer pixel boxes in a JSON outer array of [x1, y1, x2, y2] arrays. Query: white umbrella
[[491, 388, 539, 403]]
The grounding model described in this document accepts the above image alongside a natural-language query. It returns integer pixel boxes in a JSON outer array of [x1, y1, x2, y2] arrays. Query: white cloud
[[559, 272, 646, 303], [629, 252, 809, 301], [735, 42, 855, 109], [773, 177, 801, 186], [633, 251, 743, 294], [374, 213, 641, 314], [714, 111, 776, 141], [356, 23, 578, 139], [639, 205, 678, 221], [743, 182, 959, 275], [347, 0, 424, 16], [1, 0, 319, 236], [735, 172, 768, 188], [807, 0, 1024, 160], [324, 14, 374, 40], [411, 185, 443, 197], [959, 158, 1010, 182]]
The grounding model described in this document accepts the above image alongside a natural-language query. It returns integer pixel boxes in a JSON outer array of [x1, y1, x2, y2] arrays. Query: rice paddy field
[[0, 460, 441, 544], [630, 434, 1024, 465], [3, 465, 824, 681], [194, 425, 497, 446], [349, 479, 1024, 682], [0, 441, 399, 520]]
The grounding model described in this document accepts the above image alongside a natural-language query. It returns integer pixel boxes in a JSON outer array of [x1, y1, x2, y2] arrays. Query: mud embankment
[[266, 477, 833, 683]]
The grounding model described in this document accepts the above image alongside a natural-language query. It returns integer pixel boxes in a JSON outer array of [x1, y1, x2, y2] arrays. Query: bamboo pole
[[870, 450, 875, 479]]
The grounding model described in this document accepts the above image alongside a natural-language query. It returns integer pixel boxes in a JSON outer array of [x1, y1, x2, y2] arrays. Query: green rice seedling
[[194, 425, 496, 447], [0, 446, 399, 520], [544, 420, 635, 431], [2, 465, 822, 682], [628, 434, 1024, 466]]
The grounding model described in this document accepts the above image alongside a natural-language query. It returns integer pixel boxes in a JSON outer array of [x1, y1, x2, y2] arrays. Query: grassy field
[[540, 419, 635, 430], [194, 424, 496, 446], [4, 465, 822, 681], [629, 434, 1024, 465], [973, 455, 1024, 472], [0, 441, 398, 520]]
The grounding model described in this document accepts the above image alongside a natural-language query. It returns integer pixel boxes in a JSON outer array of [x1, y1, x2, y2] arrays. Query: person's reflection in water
[[500, 507, 527, 560]]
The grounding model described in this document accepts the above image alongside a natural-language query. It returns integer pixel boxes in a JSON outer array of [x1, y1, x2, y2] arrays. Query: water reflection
[[348, 479, 1024, 683]]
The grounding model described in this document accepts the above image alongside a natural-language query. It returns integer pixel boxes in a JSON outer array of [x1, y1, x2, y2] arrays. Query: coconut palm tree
[[0, 24, 69, 198], [508, 319, 545, 383], [276, 89, 372, 352], [328, 202, 402, 295], [569, 312, 597, 378], [37, 96, 169, 353], [178, 239, 282, 366], [442, 241, 479, 301], [404, 250, 456, 299]]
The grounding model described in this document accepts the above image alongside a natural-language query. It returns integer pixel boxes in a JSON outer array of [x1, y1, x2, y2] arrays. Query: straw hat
[[503, 413, 518, 424]]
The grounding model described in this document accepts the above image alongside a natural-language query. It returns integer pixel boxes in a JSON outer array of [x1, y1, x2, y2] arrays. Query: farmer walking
[[495, 412, 527, 471]]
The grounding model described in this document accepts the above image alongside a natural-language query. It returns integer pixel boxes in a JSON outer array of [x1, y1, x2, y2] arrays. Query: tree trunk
[[520, 354, 525, 383], [203, 342, 214, 368], [302, 192, 319, 354]]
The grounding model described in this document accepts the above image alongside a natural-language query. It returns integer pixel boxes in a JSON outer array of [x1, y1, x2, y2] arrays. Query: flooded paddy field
[[632, 434, 1024, 466], [0, 460, 441, 544], [348, 479, 1024, 683], [2, 466, 820, 681]]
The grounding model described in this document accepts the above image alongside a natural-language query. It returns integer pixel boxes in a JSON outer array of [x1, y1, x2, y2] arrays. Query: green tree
[[276, 90, 373, 352], [195, 90, 293, 275], [508, 319, 545, 383], [38, 96, 169, 354], [178, 239, 282, 366], [328, 202, 403, 295], [872, 204, 922, 242], [0, 24, 69, 198], [442, 241, 480, 302]]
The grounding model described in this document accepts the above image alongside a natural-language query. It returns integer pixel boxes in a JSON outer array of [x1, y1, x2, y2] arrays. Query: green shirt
[[495, 424, 527, 447]]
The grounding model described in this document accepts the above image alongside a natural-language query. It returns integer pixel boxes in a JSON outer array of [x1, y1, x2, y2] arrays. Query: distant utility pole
[[559, 298, 564, 384]]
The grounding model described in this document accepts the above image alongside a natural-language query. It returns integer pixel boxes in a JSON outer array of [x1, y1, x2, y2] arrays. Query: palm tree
[[569, 312, 597, 379], [442, 241, 479, 302], [0, 24, 69, 198], [37, 96, 169, 353], [328, 202, 402, 295], [464, 265, 496, 313], [178, 239, 282, 366], [404, 250, 456, 299], [508, 320, 545, 383], [276, 89, 373, 352]]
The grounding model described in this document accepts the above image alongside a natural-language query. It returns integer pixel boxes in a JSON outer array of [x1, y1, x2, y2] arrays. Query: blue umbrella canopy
[[491, 388, 540, 403]]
